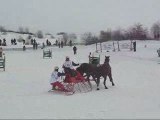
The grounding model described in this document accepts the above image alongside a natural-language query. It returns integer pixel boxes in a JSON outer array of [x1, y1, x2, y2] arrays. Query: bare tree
[[81, 32, 98, 45], [63, 33, 69, 46], [0, 26, 7, 32], [129, 23, 148, 40], [99, 29, 112, 42], [36, 30, 44, 38], [112, 29, 123, 41], [19, 27, 24, 33], [151, 22, 160, 40], [68, 33, 77, 41], [25, 27, 29, 34]]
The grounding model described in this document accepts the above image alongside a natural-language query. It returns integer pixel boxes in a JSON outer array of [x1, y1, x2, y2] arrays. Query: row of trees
[[82, 22, 160, 45]]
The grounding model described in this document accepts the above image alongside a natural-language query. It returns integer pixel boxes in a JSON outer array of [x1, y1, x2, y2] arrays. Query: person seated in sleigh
[[50, 66, 69, 92], [62, 56, 79, 77]]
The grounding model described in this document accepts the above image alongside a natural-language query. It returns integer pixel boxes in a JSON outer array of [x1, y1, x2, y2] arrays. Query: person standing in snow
[[62, 56, 79, 77], [73, 46, 77, 55], [55, 40, 58, 46], [69, 40, 72, 47], [0, 47, 3, 57], [0, 39, 2, 46], [58, 42, 61, 48], [50, 66, 66, 91], [133, 41, 136, 52], [61, 41, 64, 48]]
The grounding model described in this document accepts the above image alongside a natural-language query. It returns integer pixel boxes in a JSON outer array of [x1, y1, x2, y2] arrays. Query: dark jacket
[[57, 72, 66, 77], [73, 46, 77, 51]]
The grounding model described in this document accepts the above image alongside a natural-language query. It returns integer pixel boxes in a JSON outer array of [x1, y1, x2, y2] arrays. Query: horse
[[76, 56, 115, 90]]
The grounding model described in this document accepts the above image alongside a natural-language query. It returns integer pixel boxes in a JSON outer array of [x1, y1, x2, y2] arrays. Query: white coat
[[63, 60, 74, 69], [49, 71, 60, 84]]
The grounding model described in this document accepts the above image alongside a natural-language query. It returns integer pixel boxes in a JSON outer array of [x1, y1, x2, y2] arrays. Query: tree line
[[82, 22, 160, 45]]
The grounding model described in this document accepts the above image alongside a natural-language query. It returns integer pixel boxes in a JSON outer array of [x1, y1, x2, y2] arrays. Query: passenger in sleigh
[[50, 66, 68, 91], [62, 56, 79, 77]]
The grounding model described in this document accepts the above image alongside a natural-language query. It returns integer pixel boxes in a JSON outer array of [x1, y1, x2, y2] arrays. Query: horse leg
[[87, 79, 92, 90], [96, 77, 100, 90], [103, 76, 108, 89], [91, 75, 97, 84], [108, 73, 115, 86], [85, 75, 92, 90]]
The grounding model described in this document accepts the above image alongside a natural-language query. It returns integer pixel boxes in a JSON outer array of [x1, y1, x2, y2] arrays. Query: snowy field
[[0, 40, 160, 119]]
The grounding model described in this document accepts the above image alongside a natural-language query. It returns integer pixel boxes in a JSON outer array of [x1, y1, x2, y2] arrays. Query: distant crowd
[[0, 39, 7, 46], [0, 38, 77, 54], [0, 38, 73, 47]]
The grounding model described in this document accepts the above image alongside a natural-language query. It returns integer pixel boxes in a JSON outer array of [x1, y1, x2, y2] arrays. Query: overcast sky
[[0, 0, 160, 34]]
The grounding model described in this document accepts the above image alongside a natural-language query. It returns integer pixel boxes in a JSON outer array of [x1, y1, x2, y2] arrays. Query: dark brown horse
[[76, 56, 115, 90]]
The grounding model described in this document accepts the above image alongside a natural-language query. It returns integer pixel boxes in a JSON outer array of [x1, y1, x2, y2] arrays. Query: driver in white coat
[[62, 56, 79, 77]]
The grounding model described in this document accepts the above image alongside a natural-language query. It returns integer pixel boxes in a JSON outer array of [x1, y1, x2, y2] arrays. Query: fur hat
[[54, 66, 59, 71], [66, 56, 69, 59]]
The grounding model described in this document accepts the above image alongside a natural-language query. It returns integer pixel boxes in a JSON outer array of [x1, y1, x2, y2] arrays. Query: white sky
[[0, 0, 160, 34]]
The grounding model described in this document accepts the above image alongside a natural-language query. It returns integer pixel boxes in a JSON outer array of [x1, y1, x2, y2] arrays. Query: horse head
[[104, 56, 110, 63]]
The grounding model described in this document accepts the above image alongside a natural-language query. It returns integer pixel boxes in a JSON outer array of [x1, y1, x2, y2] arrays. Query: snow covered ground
[[0, 40, 160, 119]]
